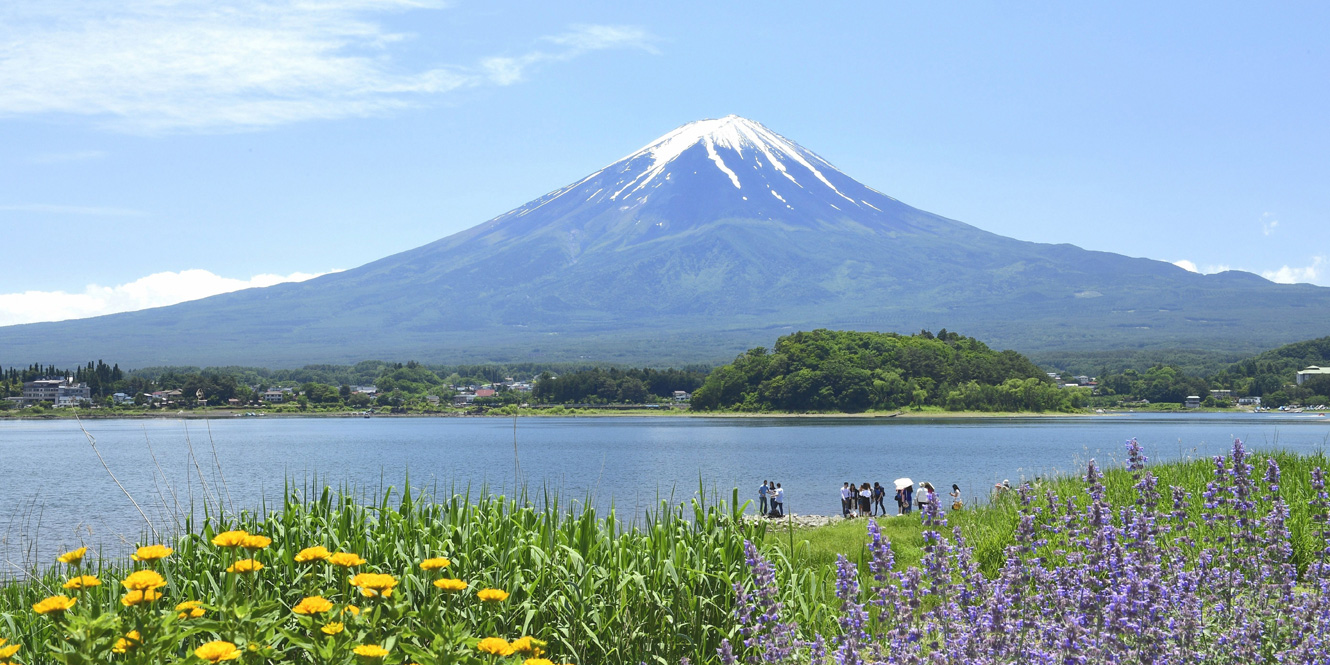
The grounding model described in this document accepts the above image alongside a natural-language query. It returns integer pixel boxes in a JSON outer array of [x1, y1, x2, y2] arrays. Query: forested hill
[[1224, 336, 1330, 379], [690, 329, 1083, 413]]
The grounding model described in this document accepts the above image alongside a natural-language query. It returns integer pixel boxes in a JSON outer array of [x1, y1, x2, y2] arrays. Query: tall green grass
[[0, 480, 767, 664]]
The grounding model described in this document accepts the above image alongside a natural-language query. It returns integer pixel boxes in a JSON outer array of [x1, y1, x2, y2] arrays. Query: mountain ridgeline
[[1, 115, 1328, 367], [690, 329, 1083, 413]]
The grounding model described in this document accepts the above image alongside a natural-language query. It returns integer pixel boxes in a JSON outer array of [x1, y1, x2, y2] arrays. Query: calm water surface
[[1, 413, 1327, 566]]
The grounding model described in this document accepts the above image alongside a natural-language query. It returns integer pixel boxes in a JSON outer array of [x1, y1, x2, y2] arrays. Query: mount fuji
[[3, 115, 1328, 367]]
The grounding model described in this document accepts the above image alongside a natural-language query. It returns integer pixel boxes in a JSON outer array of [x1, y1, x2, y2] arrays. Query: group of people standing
[[841, 481, 962, 518], [757, 480, 785, 518]]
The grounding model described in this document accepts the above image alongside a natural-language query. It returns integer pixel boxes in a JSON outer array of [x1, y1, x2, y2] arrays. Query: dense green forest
[[1092, 336, 1330, 407], [530, 367, 708, 404], [689, 329, 1085, 413]]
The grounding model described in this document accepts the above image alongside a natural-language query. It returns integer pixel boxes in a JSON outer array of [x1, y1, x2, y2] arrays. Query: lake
[[1, 412, 1327, 568]]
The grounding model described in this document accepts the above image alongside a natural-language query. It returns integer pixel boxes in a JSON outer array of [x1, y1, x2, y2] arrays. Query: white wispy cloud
[[1261, 212, 1278, 236], [0, 3, 655, 133], [1262, 256, 1325, 285], [0, 203, 145, 216], [0, 268, 337, 326], [30, 150, 108, 164], [482, 25, 657, 85]]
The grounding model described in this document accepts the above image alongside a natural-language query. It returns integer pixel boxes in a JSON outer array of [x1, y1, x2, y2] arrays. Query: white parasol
[[893, 477, 914, 490]]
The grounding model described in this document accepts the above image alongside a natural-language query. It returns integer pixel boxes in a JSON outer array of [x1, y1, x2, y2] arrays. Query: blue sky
[[2, 1, 1328, 325]]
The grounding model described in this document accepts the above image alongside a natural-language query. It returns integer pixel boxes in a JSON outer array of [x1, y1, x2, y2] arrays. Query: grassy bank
[[761, 447, 1330, 624], [2, 444, 1327, 663], [0, 484, 765, 664]]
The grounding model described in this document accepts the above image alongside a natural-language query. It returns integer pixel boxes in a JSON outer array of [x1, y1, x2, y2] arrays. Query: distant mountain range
[[3, 115, 1327, 368]]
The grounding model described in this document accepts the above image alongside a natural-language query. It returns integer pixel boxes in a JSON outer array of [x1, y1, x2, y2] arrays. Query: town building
[[1296, 366, 1330, 385], [1184, 395, 1201, 409]]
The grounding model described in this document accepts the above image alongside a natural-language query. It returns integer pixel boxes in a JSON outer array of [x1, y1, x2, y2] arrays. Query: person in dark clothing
[[903, 484, 914, 514], [872, 482, 886, 516], [895, 487, 906, 515]]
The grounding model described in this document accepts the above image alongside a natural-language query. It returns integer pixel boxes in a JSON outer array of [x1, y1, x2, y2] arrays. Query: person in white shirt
[[840, 482, 852, 517], [770, 483, 785, 517]]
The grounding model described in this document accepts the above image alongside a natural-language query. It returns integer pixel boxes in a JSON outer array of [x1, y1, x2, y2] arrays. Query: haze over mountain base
[[3, 116, 1327, 368]]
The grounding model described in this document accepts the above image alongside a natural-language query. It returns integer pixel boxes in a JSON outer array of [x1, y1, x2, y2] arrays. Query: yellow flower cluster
[[130, 544, 173, 562], [477, 588, 510, 603], [329, 552, 367, 568], [57, 547, 87, 565], [62, 575, 101, 590], [226, 558, 264, 574], [176, 600, 207, 620], [433, 578, 468, 592], [474, 635, 547, 657], [351, 572, 399, 598], [195, 640, 242, 662], [419, 557, 450, 571], [292, 596, 334, 615], [32, 595, 77, 614], [111, 630, 142, 654], [295, 545, 331, 562], [121, 569, 168, 607], [353, 643, 390, 659], [22, 536, 572, 665]]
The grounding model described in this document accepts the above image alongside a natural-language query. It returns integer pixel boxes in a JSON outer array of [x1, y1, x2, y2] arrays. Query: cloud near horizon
[[1176, 256, 1327, 286], [0, 2, 655, 133], [1261, 256, 1325, 285], [0, 269, 337, 326]]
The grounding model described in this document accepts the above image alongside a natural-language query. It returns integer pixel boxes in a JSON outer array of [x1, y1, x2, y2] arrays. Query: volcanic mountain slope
[[2, 116, 1327, 367]]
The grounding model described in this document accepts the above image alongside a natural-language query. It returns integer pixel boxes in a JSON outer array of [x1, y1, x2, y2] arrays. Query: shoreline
[[0, 407, 1278, 422]]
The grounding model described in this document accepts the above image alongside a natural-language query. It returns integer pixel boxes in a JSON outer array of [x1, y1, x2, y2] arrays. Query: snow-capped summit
[[603, 115, 859, 204], [474, 115, 918, 240]]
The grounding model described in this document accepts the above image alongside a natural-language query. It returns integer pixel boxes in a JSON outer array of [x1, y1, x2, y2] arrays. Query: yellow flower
[[176, 600, 206, 619], [211, 530, 249, 548], [122, 570, 167, 591], [194, 640, 242, 662], [121, 589, 163, 607], [57, 547, 87, 565], [341, 604, 361, 617], [352, 644, 390, 659], [476, 588, 510, 603], [475, 637, 514, 656], [419, 557, 450, 571], [0, 643, 19, 659], [350, 573, 398, 598], [112, 630, 142, 654], [130, 544, 173, 562], [294, 546, 331, 563], [523, 659, 555, 665], [62, 575, 101, 590], [292, 596, 334, 615], [32, 594, 77, 614], [511, 636, 546, 655], [321, 621, 345, 635], [328, 552, 366, 568], [434, 578, 468, 592], [226, 558, 264, 574], [241, 534, 272, 550]]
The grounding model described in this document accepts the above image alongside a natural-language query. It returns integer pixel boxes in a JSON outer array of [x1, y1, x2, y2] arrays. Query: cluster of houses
[[451, 378, 534, 406], [1047, 373, 1098, 390], [6, 373, 683, 410], [5, 377, 92, 408]]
